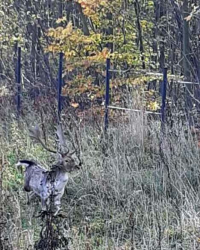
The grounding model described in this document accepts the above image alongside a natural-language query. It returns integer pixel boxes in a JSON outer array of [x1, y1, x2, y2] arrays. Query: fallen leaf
[[71, 102, 79, 108]]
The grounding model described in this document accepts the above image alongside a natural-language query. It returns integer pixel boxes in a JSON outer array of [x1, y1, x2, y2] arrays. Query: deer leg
[[53, 196, 61, 216], [27, 191, 35, 205], [46, 197, 50, 207], [41, 198, 47, 212]]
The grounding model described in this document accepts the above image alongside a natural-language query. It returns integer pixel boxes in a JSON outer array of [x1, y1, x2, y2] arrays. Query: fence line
[[161, 68, 167, 125], [109, 69, 200, 85], [15, 48, 64, 123], [109, 69, 164, 77], [58, 52, 63, 121], [14, 48, 200, 130], [108, 105, 161, 115], [16, 47, 21, 118], [176, 80, 200, 85], [105, 60, 167, 131], [105, 58, 110, 132]]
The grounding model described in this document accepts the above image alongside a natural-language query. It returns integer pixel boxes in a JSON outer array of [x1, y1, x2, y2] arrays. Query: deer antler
[[66, 120, 82, 165], [56, 121, 81, 165], [56, 123, 69, 156], [29, 125, 57, 154]]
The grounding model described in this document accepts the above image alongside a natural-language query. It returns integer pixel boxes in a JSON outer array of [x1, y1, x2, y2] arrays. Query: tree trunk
[[183, 0, 190, 80], [134, 0, 145, 69], [105, 12, 113, 52], [158, 0, 166, 70], [76, 2, 90, 36], [58, 0, 63, 18]]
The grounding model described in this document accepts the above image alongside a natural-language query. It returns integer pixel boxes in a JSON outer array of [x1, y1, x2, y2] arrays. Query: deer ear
[[68, 150, 76, 156], [55, 153, 63, 163]]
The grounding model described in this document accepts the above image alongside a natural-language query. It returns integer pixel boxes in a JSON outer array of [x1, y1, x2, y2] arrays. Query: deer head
[[29, 123, 81, 172], [52, 151, 81, 172]]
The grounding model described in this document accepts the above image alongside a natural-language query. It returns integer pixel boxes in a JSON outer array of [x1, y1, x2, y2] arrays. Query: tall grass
[[1, 109, 200, 249]]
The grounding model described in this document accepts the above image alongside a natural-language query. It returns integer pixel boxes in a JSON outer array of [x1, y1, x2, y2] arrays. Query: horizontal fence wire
[[108, 69, 200, 85], [176, 81, 200, 85], [109, 69, 164, 76], [108, 105, 161, 115]]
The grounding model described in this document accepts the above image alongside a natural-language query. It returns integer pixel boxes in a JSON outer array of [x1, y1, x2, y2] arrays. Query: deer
[[15, 123, 81, 216]]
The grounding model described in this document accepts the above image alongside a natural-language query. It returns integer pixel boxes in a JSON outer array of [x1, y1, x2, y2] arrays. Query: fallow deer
[[16, 124, 81, 216]]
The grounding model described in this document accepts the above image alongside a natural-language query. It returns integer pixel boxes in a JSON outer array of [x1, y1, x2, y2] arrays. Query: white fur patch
[[15, 161, 30, 168]]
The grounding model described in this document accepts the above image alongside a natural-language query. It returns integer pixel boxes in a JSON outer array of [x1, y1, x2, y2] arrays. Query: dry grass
[[1, 109, 200, 250]]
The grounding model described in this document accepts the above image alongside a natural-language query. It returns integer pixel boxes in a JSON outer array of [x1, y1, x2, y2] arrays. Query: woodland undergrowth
[[1, 108, 200, 250]]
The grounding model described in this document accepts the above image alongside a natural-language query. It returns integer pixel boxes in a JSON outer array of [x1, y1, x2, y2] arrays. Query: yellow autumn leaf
[[56, 16, 67, 24], [102, 47, 110, 58], [47, 28, 55, 37], [150, 101, 159, 111], [90, 95, 95, 100], [62, 22, 73, 36]]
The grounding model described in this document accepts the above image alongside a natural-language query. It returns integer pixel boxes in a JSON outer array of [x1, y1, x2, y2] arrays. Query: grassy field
[[1, 109, 200, 250]]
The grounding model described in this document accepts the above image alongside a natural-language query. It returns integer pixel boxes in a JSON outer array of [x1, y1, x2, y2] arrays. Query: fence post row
[[16, 47, 21, 118], [58, 52, 63, 121], [161, 67, 167, 127], [105, 58, 110, 132], [104, 60, 168, 131], [15, 51, 167, 127]]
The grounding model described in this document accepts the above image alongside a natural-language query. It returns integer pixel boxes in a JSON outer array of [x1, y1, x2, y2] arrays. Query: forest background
[[1, 0, 200, 249]]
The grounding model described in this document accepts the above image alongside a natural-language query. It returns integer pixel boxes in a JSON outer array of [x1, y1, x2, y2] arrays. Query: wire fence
[[104, 58, 168, 132], [15, 47, 200, 132]]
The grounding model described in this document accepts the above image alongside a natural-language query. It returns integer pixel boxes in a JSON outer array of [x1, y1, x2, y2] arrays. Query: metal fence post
[[161, 67, 167, 128], [58, 52, 63, 121], [105, 58, 110, 132], [16, 47, 21, 118]]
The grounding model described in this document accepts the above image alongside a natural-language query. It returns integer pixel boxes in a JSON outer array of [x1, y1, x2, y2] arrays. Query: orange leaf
[[71, 102, 79, 108], [102, 47, 109, 58]]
